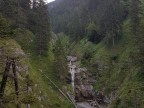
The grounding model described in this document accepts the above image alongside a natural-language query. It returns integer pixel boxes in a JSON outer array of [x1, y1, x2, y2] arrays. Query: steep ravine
[[67, 56, 108, 108], [0, 39, 72, 108]]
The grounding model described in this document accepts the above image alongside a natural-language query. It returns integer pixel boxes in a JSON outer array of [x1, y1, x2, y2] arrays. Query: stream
[[68, 56, 99, 108], [70, 62, 75, 96]]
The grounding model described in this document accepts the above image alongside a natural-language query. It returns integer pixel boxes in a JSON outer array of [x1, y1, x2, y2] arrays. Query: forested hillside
[[49, 0, 144, 107], [0, 0, 71, 108], [49, 0, 127, 43], [0, 0, 144, 108]]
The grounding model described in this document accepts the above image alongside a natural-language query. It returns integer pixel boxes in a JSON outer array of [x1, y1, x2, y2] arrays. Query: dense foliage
[[0, 0, 51, 56], [49, 0, 127, 46], [49, 0, 144, 107], [0, 0, 144, 107], [0, 13, 12, 37]]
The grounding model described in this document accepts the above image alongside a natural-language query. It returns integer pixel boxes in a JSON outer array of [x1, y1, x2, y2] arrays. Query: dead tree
[[12, 58, 19, 97], [0, 57, 20, 108], [0, 58, 11, 97]]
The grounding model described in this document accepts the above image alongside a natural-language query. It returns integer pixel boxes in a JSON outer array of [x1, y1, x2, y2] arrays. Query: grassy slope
[[29, 55, 72, 108], [89, 19, 144, 108], [0, 35, 72, 107], [14, 28, 73, 107]]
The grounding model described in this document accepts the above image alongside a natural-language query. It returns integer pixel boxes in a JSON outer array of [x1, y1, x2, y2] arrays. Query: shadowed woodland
[[0, 0, 144, 108]]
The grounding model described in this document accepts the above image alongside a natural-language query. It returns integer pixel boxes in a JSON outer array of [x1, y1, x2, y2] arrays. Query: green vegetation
[[0, 0, 72, 107], [0, 0, 144, 107], [49, 0, 144, 107], [0, 14, 12, 37], [0, 38, 72, 108]]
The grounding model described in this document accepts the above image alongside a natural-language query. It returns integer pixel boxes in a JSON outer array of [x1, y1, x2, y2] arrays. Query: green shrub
[[0, 13, 12, 37]]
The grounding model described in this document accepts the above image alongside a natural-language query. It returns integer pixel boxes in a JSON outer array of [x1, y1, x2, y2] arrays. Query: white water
[[71, 67, 75, 93], [69, 61, 76, 96], [68, 59, 95, 108]]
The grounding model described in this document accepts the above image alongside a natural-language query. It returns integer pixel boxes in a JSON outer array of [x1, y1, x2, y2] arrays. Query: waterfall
[[71, 67, 75, 93], [26, 104, 30, 108], [69, 61, 75, 98]]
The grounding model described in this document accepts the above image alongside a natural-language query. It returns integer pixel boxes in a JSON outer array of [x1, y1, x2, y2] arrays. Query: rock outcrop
[[0, 39, 28, 79], [67, 56, 77, 62], [68, 56, 95, 101], [75, 70, 95, 101]]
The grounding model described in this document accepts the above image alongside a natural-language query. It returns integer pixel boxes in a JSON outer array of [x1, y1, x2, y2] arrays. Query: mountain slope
[[0, 37, 72, 108], [48, 0, 144, 107]]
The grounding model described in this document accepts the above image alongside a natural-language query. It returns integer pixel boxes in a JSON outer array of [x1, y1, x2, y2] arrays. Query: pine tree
[[100, 0, 125, 46], [53, 36, 69, 80], [29, 0, 51, 56], [130, 0, 140, 34], [0, 13, 12, 37], [0, 0, 30, 29], [19, 0, 31, 10], [130, 0, 144, 78]]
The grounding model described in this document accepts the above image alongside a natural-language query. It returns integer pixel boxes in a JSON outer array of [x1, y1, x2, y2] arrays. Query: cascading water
[[68, 56, 102, 108], [69, 61, 76, 99], [71, 66, 75, 93]]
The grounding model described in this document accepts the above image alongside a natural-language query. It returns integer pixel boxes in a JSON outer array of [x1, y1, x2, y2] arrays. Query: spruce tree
[[0, 13, 12, 37], [100, 0, 124, 46], [130, 0, 140, 34], [29, 0, 51, 56]]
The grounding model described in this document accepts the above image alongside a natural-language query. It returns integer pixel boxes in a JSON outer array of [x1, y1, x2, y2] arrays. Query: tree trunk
[[12, 59, 20, 108], [12, 59, 19, 97], [112, 36, 115, 47], [0, 58, 11, 97]]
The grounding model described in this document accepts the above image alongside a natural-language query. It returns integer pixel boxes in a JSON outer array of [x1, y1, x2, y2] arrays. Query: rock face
[[0, 39, 28, 78], [0, 39, 30, 92], [75, 71, 95, 101], [77, 102, 94, 108], [67, 56, 77, 62], [68, 56, 95, 101], [0, 39, 31, 107]]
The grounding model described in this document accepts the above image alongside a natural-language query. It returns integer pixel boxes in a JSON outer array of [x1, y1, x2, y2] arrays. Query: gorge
[[0, 0, 144, 108]]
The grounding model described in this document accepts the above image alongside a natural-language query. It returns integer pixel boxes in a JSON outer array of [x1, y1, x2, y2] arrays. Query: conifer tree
[[100, 0, 124, 46], [130, 0, 140, 35], [29, 0, 51, 56], [0, 13, 12, 37]]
